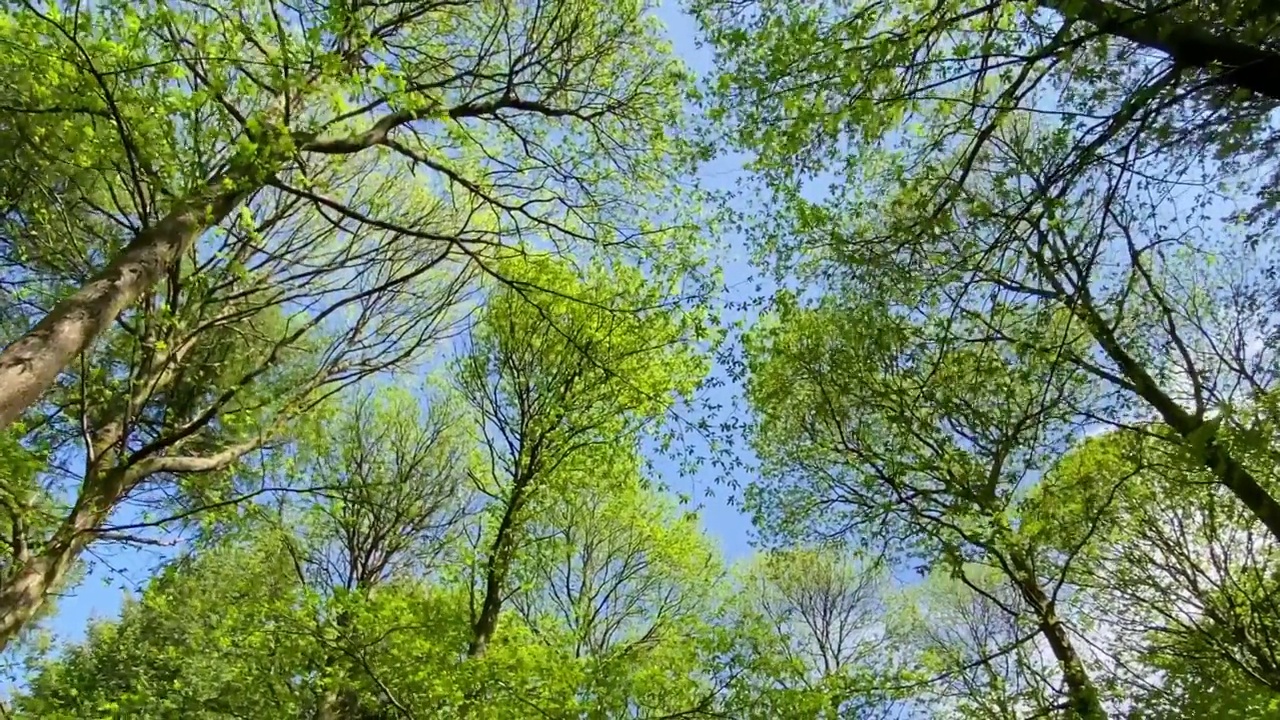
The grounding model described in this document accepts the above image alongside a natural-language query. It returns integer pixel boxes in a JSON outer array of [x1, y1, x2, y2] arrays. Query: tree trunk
[[1039, 0, 1280, 101], [1068, 293, 1280, 546], [468, 474, 530, 657], [0, 547, 77, 649], [0, 179, 249, 432], [0, 461, 140, 649], [0, 492, 107, 650], [1009, 552, 1107, 719]]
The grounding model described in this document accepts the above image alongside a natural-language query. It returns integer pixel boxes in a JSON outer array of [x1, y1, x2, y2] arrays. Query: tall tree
[[0, 185, 470, 649], [727, 548, 903, 719], [504, 469, 731, 718], [1027, 426, 1280, 710], [290, 387, 472, 720], [11, 379, 746, 719], [0, 0, 702, 430], [744, 295, 1110, 717], [694, 0, 1280, 547], [895, 568, 1066, 718], [0, 0, 709, 649], [454, 254, 710, 658]]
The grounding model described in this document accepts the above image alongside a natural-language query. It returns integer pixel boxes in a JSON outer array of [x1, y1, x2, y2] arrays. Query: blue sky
[[649, 1, 761, 561], [27, 0, 762, 656]]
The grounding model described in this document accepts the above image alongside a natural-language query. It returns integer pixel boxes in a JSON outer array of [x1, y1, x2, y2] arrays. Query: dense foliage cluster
[[0, 0, 1278, 716]]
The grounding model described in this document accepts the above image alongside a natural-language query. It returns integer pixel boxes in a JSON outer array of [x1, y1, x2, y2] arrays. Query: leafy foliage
[[6, 0, 1280, 717]]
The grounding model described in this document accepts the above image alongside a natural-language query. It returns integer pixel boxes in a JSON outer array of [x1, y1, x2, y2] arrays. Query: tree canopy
[[3, 0, 1280, 717]]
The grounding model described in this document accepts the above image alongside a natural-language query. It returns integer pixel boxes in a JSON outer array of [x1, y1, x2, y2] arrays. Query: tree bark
[[1067, 289, 1280, 546], [1039, 0, 1280, 101], [1009, 552, 1107, 719], [0, 436, 263, 648], [0, 179, 248, 432], [468, 472, 531, 658], [0, 90, 572, 433], [0, 469, 119, 650], [0, 547, 78, 649]]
